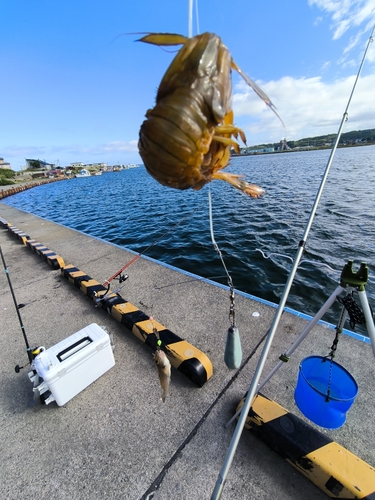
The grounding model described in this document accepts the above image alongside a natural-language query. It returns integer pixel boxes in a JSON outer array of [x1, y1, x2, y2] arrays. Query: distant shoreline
[[233, 142, 375, 157], [1, 143, 374, 199]]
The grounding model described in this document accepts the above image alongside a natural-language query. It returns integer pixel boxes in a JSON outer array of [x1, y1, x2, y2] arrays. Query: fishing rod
[[211, 23, 375, 500], [0, 245, 34, 369], [102, 207, 200, 287]]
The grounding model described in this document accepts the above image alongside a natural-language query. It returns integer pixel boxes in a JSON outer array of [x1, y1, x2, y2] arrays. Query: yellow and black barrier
[[61, 264, 213, 387], [26, 239, 65, 270], [7, 225, 30, 245], [0, 219, 65, 269], [0, 216, 213, 386], [236, 393, 375, 498], [0, 217, 11, 228]]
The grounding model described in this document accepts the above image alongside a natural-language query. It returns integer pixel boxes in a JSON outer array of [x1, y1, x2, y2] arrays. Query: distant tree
[[27, 160, 42, 170], [0, 168, 15, 185], [247, 128, 375, 151]]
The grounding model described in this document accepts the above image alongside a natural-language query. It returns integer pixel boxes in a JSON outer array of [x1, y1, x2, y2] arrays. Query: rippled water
[[3, 145, 375, 334]]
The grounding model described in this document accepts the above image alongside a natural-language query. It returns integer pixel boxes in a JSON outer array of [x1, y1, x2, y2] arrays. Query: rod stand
[[340, 260, 368, 290], [226, 260, 375, 429]]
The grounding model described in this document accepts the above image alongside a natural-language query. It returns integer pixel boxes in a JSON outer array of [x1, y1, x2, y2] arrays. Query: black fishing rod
[[0, 245, 34, 368], [211, 23, 375, 500]]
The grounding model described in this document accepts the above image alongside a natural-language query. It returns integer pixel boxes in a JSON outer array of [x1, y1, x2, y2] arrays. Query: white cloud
[[308, 0, 375, 59], [1, 145, 46, 158], [101, 140, 138, 152], [321, 61, 332, 70], [233, 72, 375, 144], [314, 15, 324, 25]]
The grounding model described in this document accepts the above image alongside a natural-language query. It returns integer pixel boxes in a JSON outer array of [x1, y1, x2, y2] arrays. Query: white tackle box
[[31, 323, 115, 406]]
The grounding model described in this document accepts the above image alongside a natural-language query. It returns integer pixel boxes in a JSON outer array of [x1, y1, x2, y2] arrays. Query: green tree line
[[249, 128, 375, 151]]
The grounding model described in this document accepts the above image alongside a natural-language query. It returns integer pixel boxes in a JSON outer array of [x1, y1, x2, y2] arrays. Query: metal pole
[[211, 24, 375, 500], [226, 284, 344, 428], [357, 290, 375, 357], [257, 285, 345, 390]]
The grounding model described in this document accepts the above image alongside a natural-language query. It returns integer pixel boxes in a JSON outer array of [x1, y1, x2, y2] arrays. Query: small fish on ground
[[154, 348, 171, 402]]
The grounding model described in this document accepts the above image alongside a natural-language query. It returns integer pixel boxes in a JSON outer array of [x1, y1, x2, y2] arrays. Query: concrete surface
[[0, 202, 374, 500]]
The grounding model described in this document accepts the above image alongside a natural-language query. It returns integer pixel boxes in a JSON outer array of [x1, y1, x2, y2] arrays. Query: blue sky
[[1, 0, 375, 170]]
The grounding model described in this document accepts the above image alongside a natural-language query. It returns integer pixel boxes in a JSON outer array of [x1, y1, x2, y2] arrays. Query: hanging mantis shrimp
[[138, 32, 283, 197]]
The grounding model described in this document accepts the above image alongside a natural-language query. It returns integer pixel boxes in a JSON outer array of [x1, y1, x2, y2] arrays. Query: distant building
[[70, 162, 107, 169], [0, 157, 11, 170], [241, 147, 275, 154], [25, 159, 54, 170], [46, 169, 64, 178], [85, 162, 107, 169], [279, 139, 291, 151]]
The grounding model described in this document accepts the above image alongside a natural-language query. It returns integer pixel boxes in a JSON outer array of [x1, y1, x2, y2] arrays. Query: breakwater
[[0, 177, 66, 200]]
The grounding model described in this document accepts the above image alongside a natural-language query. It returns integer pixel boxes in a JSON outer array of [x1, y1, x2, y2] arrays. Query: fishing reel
[[117, 273, 128, 284], [93, 274, 129, 306], [15, 363, 28, 373]]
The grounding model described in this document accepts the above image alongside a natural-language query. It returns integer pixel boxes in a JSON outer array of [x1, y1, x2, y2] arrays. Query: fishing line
[[208, 190, 233, 292], [255, 248, 294, 263], [208, 187, 242, 369], [255, 248, 340, 274], [102, 206, 200, 287]]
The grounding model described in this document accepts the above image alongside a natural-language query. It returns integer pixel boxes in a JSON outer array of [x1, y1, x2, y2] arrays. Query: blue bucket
[[294, 356, 358, 429]]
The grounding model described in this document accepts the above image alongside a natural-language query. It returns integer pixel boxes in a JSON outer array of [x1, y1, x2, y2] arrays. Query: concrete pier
[[1, 202, 374, 500]]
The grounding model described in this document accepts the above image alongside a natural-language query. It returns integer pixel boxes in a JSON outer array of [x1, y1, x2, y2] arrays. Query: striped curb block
[[26, 239, 65, 270], [0, 216, 11, 227], [1, 222, 65, 270], [7, 225, 30, 245], [0, 216, 213, 387], [236, 393, 375, 499], [61, 264, 213, 387]]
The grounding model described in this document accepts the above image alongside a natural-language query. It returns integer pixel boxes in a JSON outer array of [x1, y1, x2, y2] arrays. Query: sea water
[[3, 145, 375, 335]]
